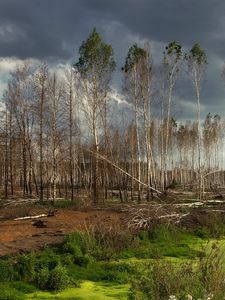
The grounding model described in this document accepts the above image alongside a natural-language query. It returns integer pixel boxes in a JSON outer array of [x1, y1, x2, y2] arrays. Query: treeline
[[0, 28, 224, 202]]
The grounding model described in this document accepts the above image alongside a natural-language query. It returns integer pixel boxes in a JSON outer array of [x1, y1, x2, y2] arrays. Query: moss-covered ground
[[25, 281, 129, 299]]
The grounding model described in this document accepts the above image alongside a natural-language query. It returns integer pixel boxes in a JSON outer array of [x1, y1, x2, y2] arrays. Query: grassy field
[[25, 281, 129, 299]]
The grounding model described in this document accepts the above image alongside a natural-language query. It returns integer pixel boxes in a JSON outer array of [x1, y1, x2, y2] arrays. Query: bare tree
[[161, 41, 183, 191], [34, 65, 48, 201], [186, 43, 207, 200], [74, 28, 116, 202]]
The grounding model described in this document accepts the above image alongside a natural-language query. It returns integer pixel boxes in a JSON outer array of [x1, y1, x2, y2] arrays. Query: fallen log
[[14, 214, 48, 221], [80, 146, 162, 195]]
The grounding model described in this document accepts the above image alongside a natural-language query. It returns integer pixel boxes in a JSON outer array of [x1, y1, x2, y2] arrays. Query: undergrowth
[[0, 221, 225, 298], [129, 243, 225, 299]]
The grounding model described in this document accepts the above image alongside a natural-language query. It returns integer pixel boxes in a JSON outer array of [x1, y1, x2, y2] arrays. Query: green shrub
[[91, 245, 114, 261], [48, 264, 71, 291], [60, 254, 74, 266], [129, 244, 225, 300], [0, 286, 23, 300], [35, 267, 49, 290], [193, 226, 210, 239], [0, 260, 15, 282], [35, 264, 71, 291], [16, 253, 36, 281], [146, 224, 201, 258], [138, 230, 150, 241], [129, 261, 204, 300], [62, 232, 89, 265], [36, 248, 60, 270], [102, 262, 136, 284], [63, 232, 99, 265], [63, 232, 86, 254], [11, 281, 37, 293]]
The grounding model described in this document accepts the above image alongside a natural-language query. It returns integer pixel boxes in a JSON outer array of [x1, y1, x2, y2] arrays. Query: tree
[[35, 65, 48, 201], [74, 28, 116, 202], [186, 43, 207, 200], [63, 67, 77, 201], [122, 43, 148, 201], [47, 72, 66, 203], [7, 64, 37, 198], [161, 41, 183, 191]]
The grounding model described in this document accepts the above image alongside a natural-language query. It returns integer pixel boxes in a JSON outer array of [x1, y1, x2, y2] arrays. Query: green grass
[[25, 281, 129, 300], [119, 225, 205, 260]]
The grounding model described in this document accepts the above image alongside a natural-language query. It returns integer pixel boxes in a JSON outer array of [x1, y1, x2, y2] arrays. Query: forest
[[1, 29, 225, 300], [0, 28, 224, 203]]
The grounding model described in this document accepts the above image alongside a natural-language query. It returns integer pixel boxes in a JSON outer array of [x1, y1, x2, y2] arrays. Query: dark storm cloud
[[0, 0, 225, 116], [82, 0, 225, 46], [0, 0, 94, 60], [0, 0, 224, 59]]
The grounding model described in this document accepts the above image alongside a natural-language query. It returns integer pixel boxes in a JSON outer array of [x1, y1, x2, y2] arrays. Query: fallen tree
[[81, 146, 163, 196]]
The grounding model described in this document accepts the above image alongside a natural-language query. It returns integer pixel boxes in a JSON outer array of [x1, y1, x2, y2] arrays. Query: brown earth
[[0, 202, 123, 257], [0, 192, 224, 257]]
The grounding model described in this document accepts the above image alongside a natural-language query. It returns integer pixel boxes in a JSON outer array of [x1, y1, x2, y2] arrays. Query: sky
[[0, 0, 225, 120]]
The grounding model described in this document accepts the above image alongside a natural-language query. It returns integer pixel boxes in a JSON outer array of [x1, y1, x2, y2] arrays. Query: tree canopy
[[74, 28, 116, 81]]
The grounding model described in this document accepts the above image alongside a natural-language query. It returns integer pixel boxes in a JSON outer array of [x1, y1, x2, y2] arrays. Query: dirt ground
[[0, 201, 123, 257], [0, 191, 224, 257]]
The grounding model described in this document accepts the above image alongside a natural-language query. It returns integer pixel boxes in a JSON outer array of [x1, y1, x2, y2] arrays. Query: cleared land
[[0, 200, 123, 256]]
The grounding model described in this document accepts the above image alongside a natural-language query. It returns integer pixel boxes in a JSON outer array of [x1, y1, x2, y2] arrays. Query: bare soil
[[0, 190, 224, 257], [0, 202, 123, 257]]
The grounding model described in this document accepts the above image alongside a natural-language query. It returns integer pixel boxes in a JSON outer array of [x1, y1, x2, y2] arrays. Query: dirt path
[[0, 207, 123, 256]]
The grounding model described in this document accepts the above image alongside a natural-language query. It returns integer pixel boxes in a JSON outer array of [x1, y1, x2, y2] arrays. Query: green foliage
[[140, 224, 201, 258], [62, 232, 91, 266], [1, 222, 225, 297], [189, 42, 207, 65], [164, 40, 183, 61], [16, 253, 36, 282], [75, 28, 116, 78], [48, 264, 71, 291], [116, 225, 202, 260], [122, 43, 146, 72], [190, 211, 225, 239], [194, 226, 210, 238], [91, 245, 114, 261], [198, 243, 225, 293], [68, 262, 108, 282], [0, 259, 15, 282], [35, 267, 50, 290], [35, 265, 71, 291], [68, 260, 135, 285], [129, 261, 202, 300], [35, 247, 60, 270], [0, 284, 23, 300], [102, 262, 136, 284], [11, 281, 37, 293], [26, 281, 129, 300], [62, 227, 134, 262], [163, 40, 183, 80], [129, 243, 225, 299]]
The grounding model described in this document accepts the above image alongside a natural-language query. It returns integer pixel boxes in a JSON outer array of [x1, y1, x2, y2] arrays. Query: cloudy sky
[[0, 0, 225, 120]]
